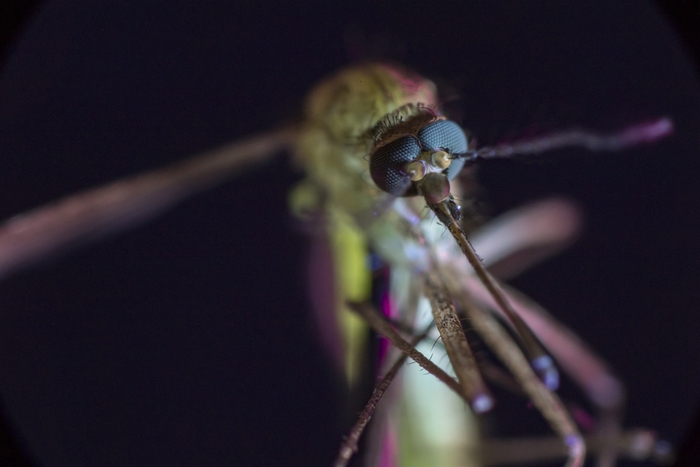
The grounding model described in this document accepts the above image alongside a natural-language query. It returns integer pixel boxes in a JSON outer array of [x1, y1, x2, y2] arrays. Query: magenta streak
[[377, 287, 394, 369], [619, 117, 674, 146], [570, 405, 597, 433], [380, 420, 399, 467]]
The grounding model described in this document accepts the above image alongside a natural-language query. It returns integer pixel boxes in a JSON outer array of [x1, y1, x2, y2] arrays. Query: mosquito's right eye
[[369, 135, 421, 195], [417, 120, 468, 181]]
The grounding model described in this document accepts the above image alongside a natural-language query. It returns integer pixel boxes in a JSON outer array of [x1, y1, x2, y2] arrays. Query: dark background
[[0, 1, 699, 466]]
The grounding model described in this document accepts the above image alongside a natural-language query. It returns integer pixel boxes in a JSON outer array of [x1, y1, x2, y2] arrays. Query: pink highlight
[[377, 279, 396, 369], [380, 420, 399, 467], [570, 405, 597, 433], [382, 64, 438, 106], [618, 117, 674, 146], [381, 288, 397, 319], [475, 116, 674, 159]]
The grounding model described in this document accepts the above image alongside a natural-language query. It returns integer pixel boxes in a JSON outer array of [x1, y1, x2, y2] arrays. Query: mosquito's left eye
[[369, 135, 422, 195], [418, 120, 468, 180]]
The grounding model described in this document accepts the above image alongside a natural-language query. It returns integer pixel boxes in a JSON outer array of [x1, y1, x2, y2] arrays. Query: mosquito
[[0, 63, 674, 467]]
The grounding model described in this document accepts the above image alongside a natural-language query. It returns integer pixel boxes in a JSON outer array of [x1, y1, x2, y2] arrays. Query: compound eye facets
[[369, 120, 469, 195], [418, 120, 468, 181], [417, 120, 468, 153], [369, 135, 421, 195]]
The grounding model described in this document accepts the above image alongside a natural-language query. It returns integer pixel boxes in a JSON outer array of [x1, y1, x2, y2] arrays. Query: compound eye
[[417, 120, 468, 180], [370, 135, 421, 194]]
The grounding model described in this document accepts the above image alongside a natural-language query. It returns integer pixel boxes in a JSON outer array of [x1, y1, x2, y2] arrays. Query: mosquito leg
[[451, 200, 627, 422], [454, 293, 586, 467], [431, 201, 560, 390], [347, 301, 468, 405], [464, 279, 626, 467], [333, 331, 426, 467], [506, 289, 625, 467], [428, 329, 525, 396], [495, 284, 624, 411], [440, 198, 631, 467], [381, 316, 424, 336], [480, 429, 671, 466], [0, 127, 295, 281], [421, 271, 494, 413], [476, 360, 526, 396]]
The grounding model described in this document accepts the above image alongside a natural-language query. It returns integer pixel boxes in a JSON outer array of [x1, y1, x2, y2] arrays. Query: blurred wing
[[0, 128, 294, 281]]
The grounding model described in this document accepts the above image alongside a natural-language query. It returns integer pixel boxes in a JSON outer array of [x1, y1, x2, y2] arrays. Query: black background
[[0, 1, 699, 466]]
